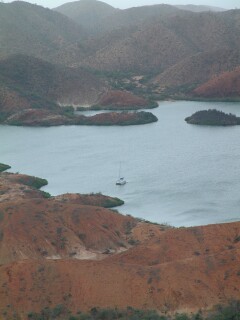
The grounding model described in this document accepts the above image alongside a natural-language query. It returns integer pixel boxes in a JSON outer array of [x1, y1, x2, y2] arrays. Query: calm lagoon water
[[1, 100, 240, 227]]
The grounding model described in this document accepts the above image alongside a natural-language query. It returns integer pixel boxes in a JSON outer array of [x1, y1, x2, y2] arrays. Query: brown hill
[[81, 10, 240, 74], [0, 55, 158, 125], [152, 50, 240, 95], [193, 67, 240, 98], [0, 1, 87, 65], [1, 2, 240, 101], [0, 199, 136, 264], [0, 169, 240, 318], [83, 21, 194, 73], [0, 171, 135, 264], [94, 4, 186, 34], [0, 223, 239, 317], [92, 90, 157, 110], [54, 0, 118, 33], [163, 10, 240, 54], [0, 54, 107, 123]]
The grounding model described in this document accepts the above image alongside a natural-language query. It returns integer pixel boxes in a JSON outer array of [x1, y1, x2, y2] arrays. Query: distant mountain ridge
[[54, 0, 118, 33], [0, 0, 239, 104], [80, 9, 240, 74], [0, 1, 87, 65], [175, 4, 226, 12]]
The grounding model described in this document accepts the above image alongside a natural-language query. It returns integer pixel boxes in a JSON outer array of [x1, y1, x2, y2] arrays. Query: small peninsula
[[4, 109, 158, 126], [0, 163, 11, 172], [185, 109, 240, 126]]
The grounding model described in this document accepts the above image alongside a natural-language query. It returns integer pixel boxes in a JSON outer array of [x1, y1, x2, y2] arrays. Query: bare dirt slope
[[193, 67, 240, 98], [0, 170, 240, 318]]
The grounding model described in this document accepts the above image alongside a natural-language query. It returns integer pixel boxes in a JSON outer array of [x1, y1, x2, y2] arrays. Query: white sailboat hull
[[116, 178, 126, 185]]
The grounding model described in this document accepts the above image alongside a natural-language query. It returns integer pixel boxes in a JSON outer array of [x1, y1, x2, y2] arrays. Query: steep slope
[[163, 10, 240, 54], [0, 54, 158, 126], [0, 199, 135, 264], [82, 10, 240, 74], [83, 22, 194, 73], [0, 171, 136, 264], [54, 0, 118, 32], [71, 5, 188, 56], [0, 1, 86, 65], [0, 169, 240, 318], [152, 50, 240, 94], [0, 54, 107, 118], [1, 245, 239, 318], [193, 67, 240, 99]]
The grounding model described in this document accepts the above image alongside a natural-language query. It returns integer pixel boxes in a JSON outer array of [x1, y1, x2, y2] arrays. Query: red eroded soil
[[193, 66, 240, 98], [96, 90, 150, 109], [0, 171, 240, 318]]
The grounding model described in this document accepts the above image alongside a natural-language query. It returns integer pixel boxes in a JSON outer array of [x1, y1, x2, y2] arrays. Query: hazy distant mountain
[[175, 5, 226, 13], [0, 0, 240, 100], [54, 0, 118, 32], [0, 1, 87, 65], [81, 9, 240, 73], [83, 21, 194, 73], [93, 4, 187, 35], [55, 2, 188, 36]]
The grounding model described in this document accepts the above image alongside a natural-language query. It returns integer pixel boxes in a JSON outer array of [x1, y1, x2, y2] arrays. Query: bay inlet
[[1, 100, 240, 227]]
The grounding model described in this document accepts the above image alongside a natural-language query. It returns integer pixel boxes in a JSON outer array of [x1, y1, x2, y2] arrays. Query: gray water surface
[[1, 100, 240, 227]]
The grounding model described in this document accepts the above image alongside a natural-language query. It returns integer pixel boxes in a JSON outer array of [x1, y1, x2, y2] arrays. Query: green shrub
[[174, 314, 190, 320]]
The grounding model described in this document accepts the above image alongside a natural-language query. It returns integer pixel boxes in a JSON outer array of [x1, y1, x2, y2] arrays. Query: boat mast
[[119, 162, 122, 178]]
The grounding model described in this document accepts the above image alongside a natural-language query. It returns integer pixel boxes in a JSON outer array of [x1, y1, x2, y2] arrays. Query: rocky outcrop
[[185, 109, 240, 126]]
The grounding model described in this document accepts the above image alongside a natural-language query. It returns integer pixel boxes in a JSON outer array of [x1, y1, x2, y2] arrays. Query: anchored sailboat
[[116, 162, 126, 186]]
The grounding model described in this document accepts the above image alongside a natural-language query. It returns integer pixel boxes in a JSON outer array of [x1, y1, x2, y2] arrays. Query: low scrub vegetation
[[0, 163, 11, 172], [185, 109, 240, 126], [18, 176, 48, 189], [26, 301, 240, 320], [101, 197, 124, 208]]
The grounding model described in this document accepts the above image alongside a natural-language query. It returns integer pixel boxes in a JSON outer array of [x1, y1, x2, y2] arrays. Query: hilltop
[[175, 4, 226, 12], [54, 0, 118, 32], [0, 1, 87, 65]]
